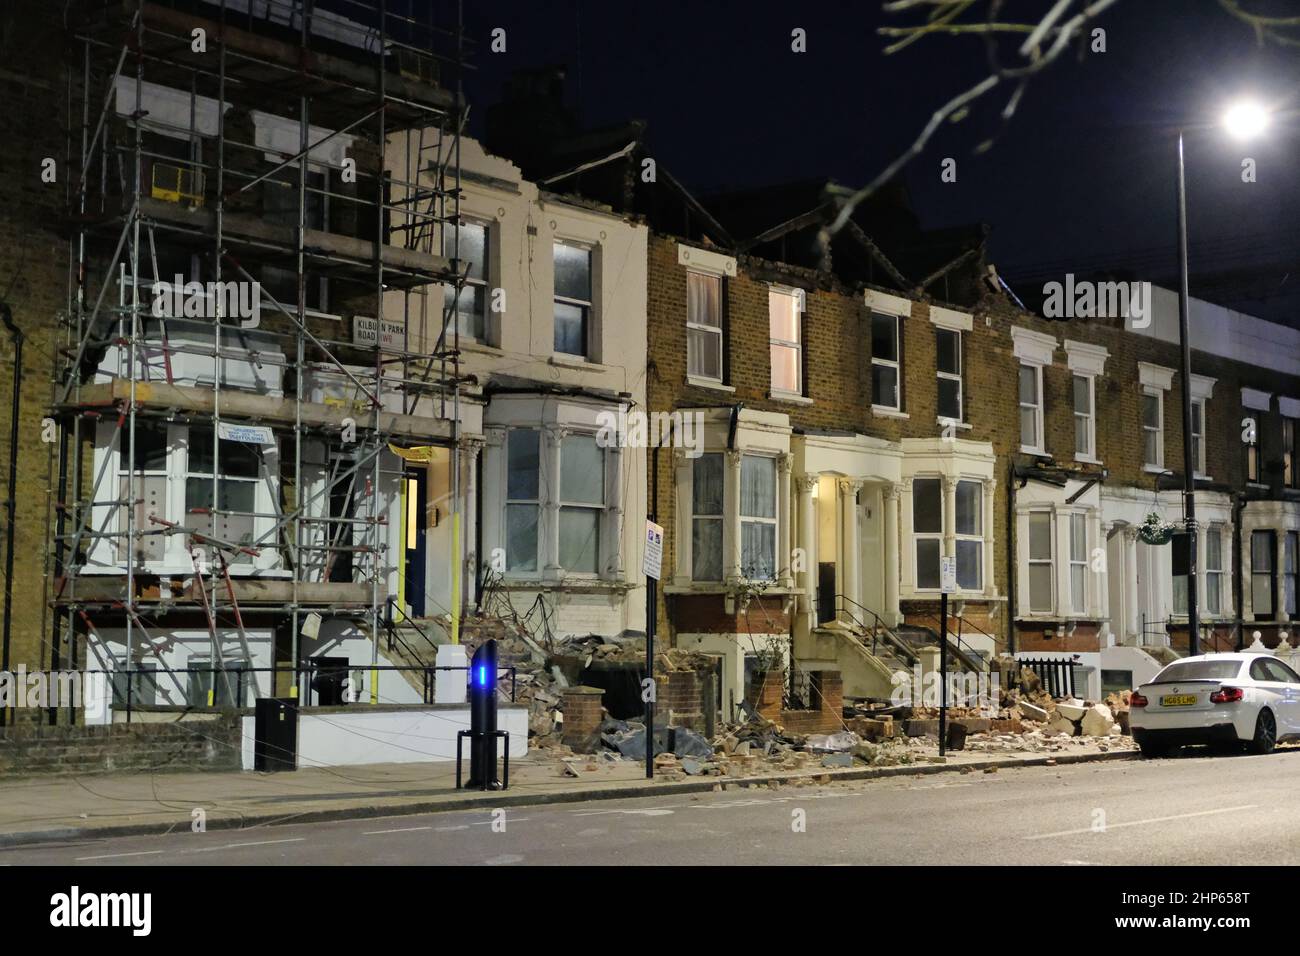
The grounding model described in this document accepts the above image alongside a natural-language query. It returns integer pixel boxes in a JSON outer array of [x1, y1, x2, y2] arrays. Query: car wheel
[[1138, 739, 1169, 759], [1249, 709, 1277, 756]]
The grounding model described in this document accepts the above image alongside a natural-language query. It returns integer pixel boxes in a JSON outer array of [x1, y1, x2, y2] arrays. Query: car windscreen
[[1152, 659, 1243, 682]]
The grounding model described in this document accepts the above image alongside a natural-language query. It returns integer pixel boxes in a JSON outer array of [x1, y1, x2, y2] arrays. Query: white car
[[1130, 653, 1300, 758]]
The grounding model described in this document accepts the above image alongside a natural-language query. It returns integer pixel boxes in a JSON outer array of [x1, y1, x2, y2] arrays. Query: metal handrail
[[832, 594, 919, 666]]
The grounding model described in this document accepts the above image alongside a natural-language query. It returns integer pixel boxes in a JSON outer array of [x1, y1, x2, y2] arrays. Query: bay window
[[186, 428, 260, 564], [687, 272, 723, 382], [913, 478, 942, 589], [559, 434, 605, 574], [1027, 511, 1054, 613], [691, 453, 724, 581], [955, 479, 981, 590], [740, 455, 777, 580], [1252, 529, 1275, 620], [1069, 512, 1088, 614], [1205, 526, 1223, 616], [505, 429, 540, 572]]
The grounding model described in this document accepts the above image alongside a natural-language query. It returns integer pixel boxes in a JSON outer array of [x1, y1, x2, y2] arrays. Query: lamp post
[[1176, 99, 1270, 657]]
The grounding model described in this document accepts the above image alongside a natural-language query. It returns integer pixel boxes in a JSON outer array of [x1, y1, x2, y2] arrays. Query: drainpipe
[[1233, 491, 1245, 651], [0, 302, 22, 728], [1006, 459, 1021, 657]]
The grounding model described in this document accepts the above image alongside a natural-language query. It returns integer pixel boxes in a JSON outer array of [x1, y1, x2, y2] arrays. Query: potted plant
[[1137, 511, 1178, 546]]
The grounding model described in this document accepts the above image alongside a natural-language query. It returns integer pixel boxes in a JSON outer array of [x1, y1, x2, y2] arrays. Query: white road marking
[[1025, 804, 1257, 840], [75, 849, 166, 862], [572, 808, 675, 817], [364, 825, 432, 835], [189, 837, 306, 853]]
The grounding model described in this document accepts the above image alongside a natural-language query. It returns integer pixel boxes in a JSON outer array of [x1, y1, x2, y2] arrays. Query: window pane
[[185, 477, 255, 514], [554, 243, 591, 301], [190, 428, 259, 477], [1028, 513, 1051, 561], [687, 272, 721, 329], [1020, 407, 1037, 448], [1142, 393, 1159, 429], [1191, 402, 1203, 435], [688, 327, 722, 379], [936, 329, 959, 375], [741, 521, 775, 580], [693, 453, 723, 515], [955, 480, 980, 536], [1072, 375, 1090, 415], [957, 539, 981, 590], [937, 378, 961, 421], [913, 478, 942, 534], [507, 430, 539, 500], [1071, 564, 1086, 613], [1070, 513, 1087, 562], [916, 539, 940, 589], [1029, 565, 1053, 612], [1206, 572, 1221, 615], [559, 508, 599, 573], [121, 423, 169, 471], [872, 363, 898, 408], [771, 343, 800, 393], [1206, 529, 1222, 570], [1018, 365, 1037, 405], [444, 283, 485, 340], [1074, 415, 1089, 456], [871, 312, 897, 362], [1144, 430, 1160, 466], [692, 517, 723, 581], [740, 456, 775, 519], [505, 504, 538, 572], [561, 434, 604, 504], [443, 221, 487, 281], [1253, 574, 1274, 618], [554, 301, 587, 355], [769, 289, 800, 341], [1251, 531, 1274, 571]]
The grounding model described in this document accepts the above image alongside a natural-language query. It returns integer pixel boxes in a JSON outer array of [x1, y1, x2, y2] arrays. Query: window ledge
[[938, 418, 971, 431], [770, 390, 813, 406], [1074, 455, 1103, 466], [1020, 446, 1051, 458], [550, 353, 606, 373], [686, 376, 735, 393], [1143, 464, 1168, 475], [461, 339, 504, 357], [872, 405, 908, 420]]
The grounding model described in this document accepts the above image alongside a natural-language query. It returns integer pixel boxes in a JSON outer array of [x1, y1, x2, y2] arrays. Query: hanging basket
[[1137, 512, 1178, 546]]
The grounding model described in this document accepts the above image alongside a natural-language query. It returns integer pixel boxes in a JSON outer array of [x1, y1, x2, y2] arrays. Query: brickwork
[[0, 715, 243, 775], [559, 686, 604, 751]]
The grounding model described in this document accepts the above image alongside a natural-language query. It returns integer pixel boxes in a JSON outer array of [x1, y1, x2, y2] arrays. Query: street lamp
[[1174, 98, 1270, 657]]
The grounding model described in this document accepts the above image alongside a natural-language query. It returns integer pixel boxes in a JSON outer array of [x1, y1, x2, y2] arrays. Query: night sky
[[457, 0, 1300, 325]]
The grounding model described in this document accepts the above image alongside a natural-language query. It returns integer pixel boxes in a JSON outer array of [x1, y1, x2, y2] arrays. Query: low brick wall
[[0, 715, 243, 776]]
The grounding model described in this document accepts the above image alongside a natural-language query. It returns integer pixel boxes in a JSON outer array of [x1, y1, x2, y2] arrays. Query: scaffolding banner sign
[[218, 422, 274, 445], [353, 315, 405, 350]]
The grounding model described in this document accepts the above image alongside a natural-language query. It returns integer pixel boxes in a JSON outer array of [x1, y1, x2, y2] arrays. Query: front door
[[403, 469, 428, 619]]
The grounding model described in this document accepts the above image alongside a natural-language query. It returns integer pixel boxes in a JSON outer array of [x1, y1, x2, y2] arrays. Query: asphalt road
[[4, 748, 1299, 865]]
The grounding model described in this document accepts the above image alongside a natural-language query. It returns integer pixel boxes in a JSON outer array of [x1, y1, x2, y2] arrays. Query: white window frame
[[1072, 374, 1096, 462], [1064, 340, 1107, 464], [1019, 363, 1045, 455], [871, 311, 902, 413], [912, 477, 944, 591], [1205, 525, 1224, 617], [442, 218, 491, 343], [1026, 510, 1055, 614], [1069, 512, 1088, 614], [690, 452, 725, 583], [686, 270, 724, 384], [1190, 398, 1207, 478], [768, 286, 803, 398], [504, 428, 542, 575], [1141, 388, 1164, 471], [739, 453, 778, 582], [954, 479, 982, 591], [936, 328, 963, 425], [553, 239, 593, 359], [558, 433, 607, 576]]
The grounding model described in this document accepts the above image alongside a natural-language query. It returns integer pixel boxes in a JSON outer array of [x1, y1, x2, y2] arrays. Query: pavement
[[3, 745, 1297, 865], [0, 739, 1134, 848]]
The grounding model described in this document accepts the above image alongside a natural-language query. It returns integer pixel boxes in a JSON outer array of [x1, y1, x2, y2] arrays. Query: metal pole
[[645, 573, 655, 779], [0, 308, 20, 729], [1176, 130, 1199, 656], [939, 590, 948, 757]]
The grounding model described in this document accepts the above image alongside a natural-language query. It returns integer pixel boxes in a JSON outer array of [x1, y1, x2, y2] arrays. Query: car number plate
[[1161, 694, 1197, 706]]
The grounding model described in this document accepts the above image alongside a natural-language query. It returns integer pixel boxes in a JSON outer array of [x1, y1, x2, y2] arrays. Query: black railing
[[1018, 656, 1076, 698]]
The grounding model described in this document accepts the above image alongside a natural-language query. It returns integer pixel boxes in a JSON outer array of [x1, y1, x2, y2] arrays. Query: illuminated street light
[[1223, 99, 1270, 140]]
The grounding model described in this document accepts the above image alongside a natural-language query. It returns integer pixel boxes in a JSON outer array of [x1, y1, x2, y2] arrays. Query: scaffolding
[[50, 0, 471, 714]]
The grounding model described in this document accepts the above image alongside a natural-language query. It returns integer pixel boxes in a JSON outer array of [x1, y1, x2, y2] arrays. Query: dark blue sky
[[456, 0, 1300, 323]]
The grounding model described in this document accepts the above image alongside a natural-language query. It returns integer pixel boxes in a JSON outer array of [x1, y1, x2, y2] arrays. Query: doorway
[[402, 468, 428, 619]]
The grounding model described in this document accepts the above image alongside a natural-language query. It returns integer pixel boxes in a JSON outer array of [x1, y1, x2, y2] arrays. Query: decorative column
[[839, 478, 863, 619], [777, 454, 793, 588], [796, 475, 817, 615], [542, 425, 566, 581], [1123, 525, 1140, 643], [982, 477, 997, 598], [1098, 520, 1114, 637], [724, 449, 742, 584], [883, 482, 901, 626], [941, 474, 958, 575], [1278, 530, 1291, 624], [672, 449, 691, 586], [607, 443, 624, 579], [461, 439, 483, 610]]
